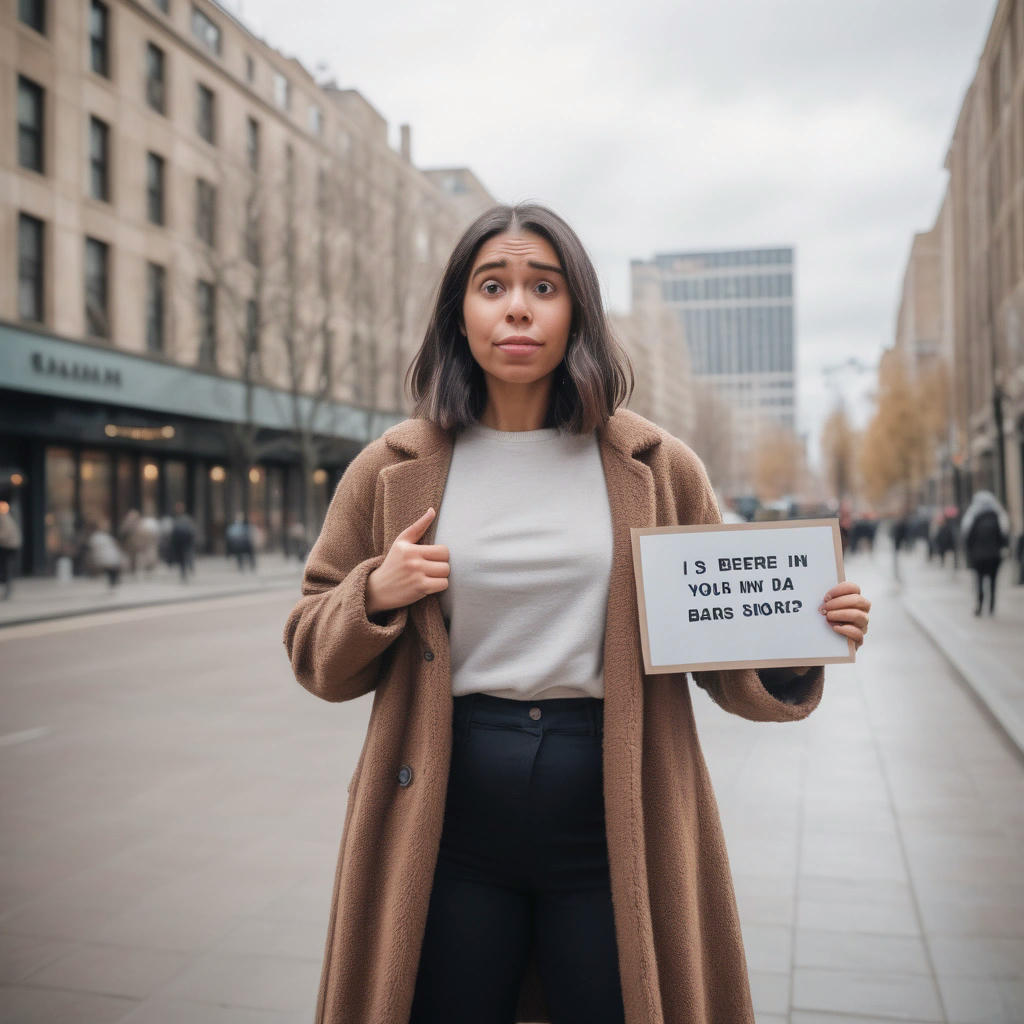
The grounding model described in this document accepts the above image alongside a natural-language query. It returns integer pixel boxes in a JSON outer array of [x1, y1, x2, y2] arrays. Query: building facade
[[3, 0, 493, 574], [630, 246, 797, 493]]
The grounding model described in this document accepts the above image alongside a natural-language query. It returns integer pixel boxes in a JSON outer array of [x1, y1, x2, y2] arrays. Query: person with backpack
[[961, 489, 1010, 615]]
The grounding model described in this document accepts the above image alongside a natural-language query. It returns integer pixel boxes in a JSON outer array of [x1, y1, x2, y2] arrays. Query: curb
[[901, 596, 1024, 764], [0, 576, 300, 630]]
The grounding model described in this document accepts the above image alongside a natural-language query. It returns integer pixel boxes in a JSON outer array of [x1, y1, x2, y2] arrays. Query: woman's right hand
[[365, 507, 450, 616]]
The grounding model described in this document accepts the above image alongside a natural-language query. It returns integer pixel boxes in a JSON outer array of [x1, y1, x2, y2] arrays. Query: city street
[[0, 554, 1021, 1023]]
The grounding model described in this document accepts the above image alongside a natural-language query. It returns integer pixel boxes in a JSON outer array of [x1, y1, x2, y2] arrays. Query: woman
[[961, 489, 1010, 615], [284, 204, 871, 1024]]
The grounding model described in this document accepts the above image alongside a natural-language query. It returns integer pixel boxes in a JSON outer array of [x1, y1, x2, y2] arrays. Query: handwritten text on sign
[[630, 519, 853, 673]]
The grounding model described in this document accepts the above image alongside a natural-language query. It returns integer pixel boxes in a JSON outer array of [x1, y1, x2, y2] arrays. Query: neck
[[479, 374, 554, 431]]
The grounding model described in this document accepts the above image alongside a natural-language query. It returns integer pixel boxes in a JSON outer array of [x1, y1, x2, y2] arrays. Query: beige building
[[894, 0, 1024, 532], [2, 0, 494, 574]]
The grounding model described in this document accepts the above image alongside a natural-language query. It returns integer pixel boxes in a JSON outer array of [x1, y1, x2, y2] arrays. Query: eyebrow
[[470, 259, 565, 280]]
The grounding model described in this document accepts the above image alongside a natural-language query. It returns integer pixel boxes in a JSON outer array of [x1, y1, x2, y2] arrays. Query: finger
[[825, 608, 869, 628], [420, 559, 451, 578], [821, 594, 871, 612], [832, 623, 864, 647], [824, 582, 861, 601], [416, 543, 450, 561], [397, 508, 435, 543], [424, 576, 449, 594]]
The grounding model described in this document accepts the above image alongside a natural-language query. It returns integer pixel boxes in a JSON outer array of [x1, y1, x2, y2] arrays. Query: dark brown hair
[[407, 203, 634, 433]]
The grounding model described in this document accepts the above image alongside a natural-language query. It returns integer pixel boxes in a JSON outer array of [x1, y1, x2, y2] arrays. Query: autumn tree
[[820, 403, 859, 504], [751, 423, 805, 501]]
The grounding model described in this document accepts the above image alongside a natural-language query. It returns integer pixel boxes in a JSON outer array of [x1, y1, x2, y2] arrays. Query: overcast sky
[[227, 0, 996, 457]]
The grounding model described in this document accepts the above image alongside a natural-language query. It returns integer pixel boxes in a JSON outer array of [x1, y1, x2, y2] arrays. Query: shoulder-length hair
[[407, 203, 634, 434]]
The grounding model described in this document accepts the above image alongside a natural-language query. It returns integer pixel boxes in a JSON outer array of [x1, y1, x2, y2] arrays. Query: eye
[[481, 280, 502, 295], [535, 281, 557, 295]]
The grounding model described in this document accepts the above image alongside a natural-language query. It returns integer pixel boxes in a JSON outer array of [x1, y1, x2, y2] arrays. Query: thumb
[[398, 507, 436, 544]]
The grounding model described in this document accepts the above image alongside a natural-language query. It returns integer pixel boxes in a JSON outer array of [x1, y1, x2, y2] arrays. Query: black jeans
[[409, 693, 625, 1024], [973, 557, 1000, 614]]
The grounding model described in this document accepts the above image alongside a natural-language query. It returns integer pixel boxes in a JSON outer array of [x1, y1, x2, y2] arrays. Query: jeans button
[[397, 764, 413, 787], [529, 706, 542, 720]]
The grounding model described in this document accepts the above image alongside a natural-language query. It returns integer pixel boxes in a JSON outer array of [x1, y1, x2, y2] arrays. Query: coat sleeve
[[662, 437, 825, 723], [283, 444, 409, 703]]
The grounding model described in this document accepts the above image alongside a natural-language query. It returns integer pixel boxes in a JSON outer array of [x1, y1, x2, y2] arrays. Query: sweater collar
[[382, 409, 663, 461]]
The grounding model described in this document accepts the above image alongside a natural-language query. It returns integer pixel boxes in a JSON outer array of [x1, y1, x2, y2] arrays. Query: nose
[[505, 287, 532, 324]]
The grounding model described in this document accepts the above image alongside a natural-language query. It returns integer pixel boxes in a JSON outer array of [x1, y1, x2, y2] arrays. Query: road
[[0, 553, 1021, 1023]]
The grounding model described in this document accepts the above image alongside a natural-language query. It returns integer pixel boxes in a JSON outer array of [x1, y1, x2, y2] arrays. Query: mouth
[[496, 336, 542, 354]]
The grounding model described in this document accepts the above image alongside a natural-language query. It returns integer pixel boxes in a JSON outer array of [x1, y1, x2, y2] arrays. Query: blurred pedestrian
[[225, 516, 256, 572], [0, 500, 23, 600], [168, 502, 197, 582], [932, 506, 959, 569], [87, 520, 124, 589], [283, 203, 873, 1024], [287, 519, 308, 561], [119, 509, 160, 574], [961, 490, 1010, 616]]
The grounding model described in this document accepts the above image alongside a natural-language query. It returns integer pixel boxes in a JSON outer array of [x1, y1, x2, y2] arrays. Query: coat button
[[423, 650, 434, 662], [397, 764, 413, 787], [529, 706, 542, 720]]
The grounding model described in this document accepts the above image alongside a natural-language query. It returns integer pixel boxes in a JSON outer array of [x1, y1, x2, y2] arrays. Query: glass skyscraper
[[630, 246, 797, 488]]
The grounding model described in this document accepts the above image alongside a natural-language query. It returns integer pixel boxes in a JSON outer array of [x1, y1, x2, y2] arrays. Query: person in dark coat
[[961, 490, 1010, 615], [168, 502, 197, 582]]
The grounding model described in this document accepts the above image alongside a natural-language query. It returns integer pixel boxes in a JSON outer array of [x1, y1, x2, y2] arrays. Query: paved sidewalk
[[0, 553, 304, 628], [893, 545, 1024, 760]]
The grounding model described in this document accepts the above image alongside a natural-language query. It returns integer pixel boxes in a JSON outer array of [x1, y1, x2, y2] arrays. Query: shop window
[[141, 460, 160, 517], [165, 460, 186, 514], [80, 450, 112, 530], [146, 262, 166, 353], [246, 116, 260, 171], [44, 447, 76, 572]]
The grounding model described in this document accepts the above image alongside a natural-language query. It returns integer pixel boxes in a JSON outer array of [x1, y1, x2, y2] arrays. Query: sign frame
[[630, 518, 855, 674]]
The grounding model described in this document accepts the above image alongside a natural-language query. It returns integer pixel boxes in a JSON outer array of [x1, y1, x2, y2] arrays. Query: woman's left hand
[[820, 581, 871, 649]]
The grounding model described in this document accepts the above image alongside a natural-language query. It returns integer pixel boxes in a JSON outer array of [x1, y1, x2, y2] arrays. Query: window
[[196, 279, 216, 367], [90, 2, 110, 77], [17, 77, 45, 173], [196, 178, 217, 246], [146, 43, 166, 114], [191, 5, 221, 56], [273, 71, 290, 111], [84, 237, 110, 339], [18, 0, 46, 34], [244, 200, 260, 266], [146, 152, 165, 225], [146, 262, 166, 353], [89, 117, 110, 201], [308, 104, 323, 136], [285, 144, 294, 185], [18, 213, 45, 322], [196, 83, 215, 143], [245, 298, 261, 376], [246, 116, 260, 171], [245, 54, 255, 83]]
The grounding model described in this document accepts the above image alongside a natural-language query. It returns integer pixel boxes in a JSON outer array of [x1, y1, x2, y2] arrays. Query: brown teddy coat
[[283, 407, 825, 1024]]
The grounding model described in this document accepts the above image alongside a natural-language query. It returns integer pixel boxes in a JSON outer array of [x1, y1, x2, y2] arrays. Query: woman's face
[[461, 230, 573, 391]]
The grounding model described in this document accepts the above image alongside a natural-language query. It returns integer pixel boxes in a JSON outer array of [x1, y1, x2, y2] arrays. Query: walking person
[[0, 500, 23, 600], [168, 502, 196, 582], [226, 516, 256, 572], [87, 520, 124, 589], [283, 204, 872, 1024], [961, 489, 1010, 616]]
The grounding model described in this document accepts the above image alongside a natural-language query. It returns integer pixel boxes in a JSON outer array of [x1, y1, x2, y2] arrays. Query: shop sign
[[31, 352, 122, 388]]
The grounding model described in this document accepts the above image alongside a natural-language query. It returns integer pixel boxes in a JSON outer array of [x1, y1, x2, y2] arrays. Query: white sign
[[630, 519, 854, 673]]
